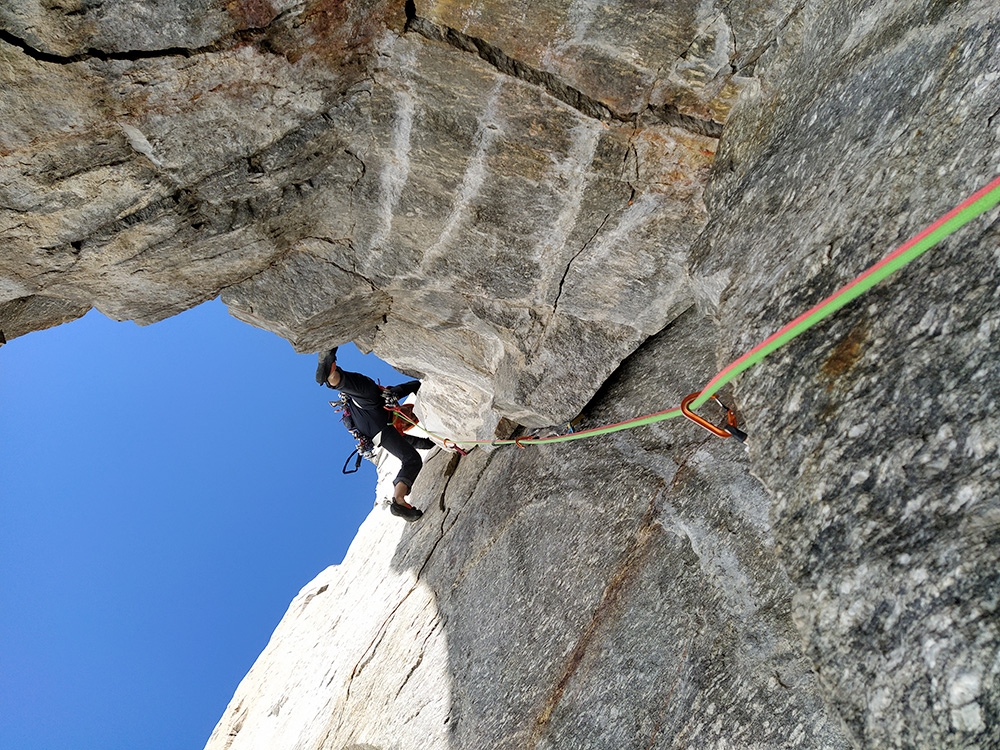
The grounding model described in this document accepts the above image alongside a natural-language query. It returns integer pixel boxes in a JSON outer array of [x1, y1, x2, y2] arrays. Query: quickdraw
[[342, 448, 364, 474], [680, 392, 747, 442], [341, 437, 377, 474], [442, 439, 469, 456]]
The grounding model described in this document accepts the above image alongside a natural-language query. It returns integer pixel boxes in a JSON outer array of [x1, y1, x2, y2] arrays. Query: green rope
[[692, 175, 1000, 409], [400, 175, 1000, 449]]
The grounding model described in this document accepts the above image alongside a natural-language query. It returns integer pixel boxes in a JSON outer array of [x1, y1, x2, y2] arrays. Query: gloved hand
[[316, 347, 339, 385]]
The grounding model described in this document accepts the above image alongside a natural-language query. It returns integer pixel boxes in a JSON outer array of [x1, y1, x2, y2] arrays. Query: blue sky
[[0, 299, 403, 750]]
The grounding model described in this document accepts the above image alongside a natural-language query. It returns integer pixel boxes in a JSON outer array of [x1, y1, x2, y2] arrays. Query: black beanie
[[316, 347, 338, 385]]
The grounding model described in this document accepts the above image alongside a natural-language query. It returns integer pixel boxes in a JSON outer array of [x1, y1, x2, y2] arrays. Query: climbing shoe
[[390, 501, 423, 522]]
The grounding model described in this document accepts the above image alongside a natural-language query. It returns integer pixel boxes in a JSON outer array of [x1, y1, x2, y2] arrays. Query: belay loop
[[680, 391, 748, 443]]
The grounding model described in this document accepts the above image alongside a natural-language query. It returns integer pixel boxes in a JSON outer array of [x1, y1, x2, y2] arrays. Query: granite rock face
[[3, 0, 999, 747], [207, 310, 851, 750], [696, 0, 1000, 746]]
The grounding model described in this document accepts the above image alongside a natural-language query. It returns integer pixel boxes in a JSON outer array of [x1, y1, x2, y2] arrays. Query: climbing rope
[[691, 174, 1000, 409], [394, 174, 1000, 450]]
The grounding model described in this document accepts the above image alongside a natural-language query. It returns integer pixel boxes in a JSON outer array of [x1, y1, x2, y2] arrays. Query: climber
[[316, 348, 435, 522]]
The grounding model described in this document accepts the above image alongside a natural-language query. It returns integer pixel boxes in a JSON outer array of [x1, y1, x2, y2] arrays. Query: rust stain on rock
[[301, 0, 352, 42], [226, 0, 278, 30], [284, 0, 402, 67], [820, 320, 869, 389], [531, 485, 664, 744]]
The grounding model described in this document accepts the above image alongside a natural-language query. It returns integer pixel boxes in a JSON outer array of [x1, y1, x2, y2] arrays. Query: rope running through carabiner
[[394, 175, 1000, 450]]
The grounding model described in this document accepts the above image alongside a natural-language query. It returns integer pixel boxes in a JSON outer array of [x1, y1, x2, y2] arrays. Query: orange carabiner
[[442, 439, 469, 456], [680, 392, 747, 442]]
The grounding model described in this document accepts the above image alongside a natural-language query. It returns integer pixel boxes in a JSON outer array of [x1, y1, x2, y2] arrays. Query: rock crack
[[0, 26, 279, 65], [402, 1, 724, 139]]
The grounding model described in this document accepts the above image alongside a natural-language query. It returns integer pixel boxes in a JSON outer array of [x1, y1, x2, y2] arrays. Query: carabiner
[[342, 448, 363, 474], [680, 392, 748, 442], [443, 439, 469, 456]]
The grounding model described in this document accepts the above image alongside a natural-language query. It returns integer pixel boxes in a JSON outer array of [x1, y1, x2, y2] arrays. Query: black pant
[[377, 428, 435, 488]]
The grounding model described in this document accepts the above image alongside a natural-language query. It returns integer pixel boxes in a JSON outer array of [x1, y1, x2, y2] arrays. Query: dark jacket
[[335, 367, 421, 440]]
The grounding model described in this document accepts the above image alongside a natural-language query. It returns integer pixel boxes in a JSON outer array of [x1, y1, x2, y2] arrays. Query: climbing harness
[[330, 398, 377, 474], [351, 175, 1000, 453], [331, 387, 427, 474]]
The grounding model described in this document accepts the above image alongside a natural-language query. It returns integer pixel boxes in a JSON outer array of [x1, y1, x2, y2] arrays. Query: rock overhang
[[4, 2, 1000, 748]]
